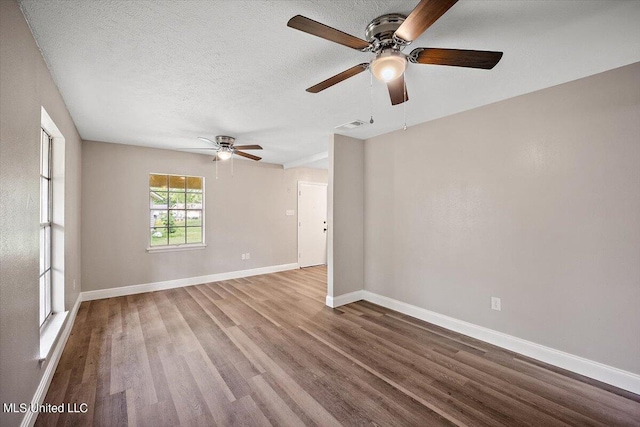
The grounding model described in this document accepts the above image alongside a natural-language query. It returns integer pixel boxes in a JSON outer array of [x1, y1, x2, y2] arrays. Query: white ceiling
[[19, 0, 640, 167]]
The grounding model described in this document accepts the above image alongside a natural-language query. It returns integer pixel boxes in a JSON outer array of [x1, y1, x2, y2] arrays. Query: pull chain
[[369, 70, 374, 124], [231, 152, 234, 177], [215, 154, 218, 179], [403, 80, 407, 131]]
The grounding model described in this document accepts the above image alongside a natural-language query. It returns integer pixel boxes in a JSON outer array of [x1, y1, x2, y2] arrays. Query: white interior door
[[298, 182, 328, 268]]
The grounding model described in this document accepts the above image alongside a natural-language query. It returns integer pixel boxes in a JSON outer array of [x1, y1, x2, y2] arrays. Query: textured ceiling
[[19, 0, 640, 167]]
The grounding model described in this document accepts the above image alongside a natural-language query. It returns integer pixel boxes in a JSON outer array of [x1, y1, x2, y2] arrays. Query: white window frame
[[39, 128, 53, 326], [147, 173, 206, 253], [39, 106, 68, 361]]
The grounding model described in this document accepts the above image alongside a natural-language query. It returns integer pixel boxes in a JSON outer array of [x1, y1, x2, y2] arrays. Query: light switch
[[286, 210, 295, 216]]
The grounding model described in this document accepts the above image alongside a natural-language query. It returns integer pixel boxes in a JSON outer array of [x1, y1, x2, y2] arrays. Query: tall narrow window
[[39, 128, 52, 326], [149, 174, 204, 248]]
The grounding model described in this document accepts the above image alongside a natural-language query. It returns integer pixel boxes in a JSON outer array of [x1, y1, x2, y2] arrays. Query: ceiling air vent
[[335, 120, 366, 131]]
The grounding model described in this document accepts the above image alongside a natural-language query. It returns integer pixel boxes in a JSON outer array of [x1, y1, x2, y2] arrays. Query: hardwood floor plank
[[213, 293, 275, 328], [361, 310, 488, 354], [34, 369, 71, 427], [125, 388, 137, 427], [509, 354, 640, 405], [275, 327, 456, 427], [107, 298, 123, 336], [109, 298, 157, 407], [270, 275, 325, 302], [55, 381, 96, 427], [204, 282, 235, 299], [196, 282, 224, 300], [225, 325, 343, 427], [250, 374, 306, 427], [302, 311, 574, 427], [158, 353, 217, 426], [93, 391, 127, 427], [252, 324, 453, 427], [134, 292, 174, 405], [194, 336, 254, 400], [383, 311, 490, 353], [94, 333, 112, 401], [253, 278, 301, 303], [151, 291, 201, 355], [82, 327, 104, 384], [217, 281, 283, 328], [336, 311, 600, 425], [259, 299, 319, 330], [182, 350, 235, 425], [231, 395, 273, 427], [135, 401, 180, 427], [194, 344, 237, 402], [35, 266, 640, 426], [186, 285, 236, 328], [299, 325, 464, 426], [258, 372, 319, 426], [57, 303, 93, 382], [230, 279, 272, 302], [143, 345, 175, 406], [172, 287, 261, 380], [454, 350, 639, 426], [244, 324, 330, 383]]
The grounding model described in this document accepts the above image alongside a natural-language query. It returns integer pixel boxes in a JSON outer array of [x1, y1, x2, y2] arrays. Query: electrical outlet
[[246, 253, 250, 260], [73, 279, 76, 290], [491, 297, 501, 311], [241, 253, 246, 260]]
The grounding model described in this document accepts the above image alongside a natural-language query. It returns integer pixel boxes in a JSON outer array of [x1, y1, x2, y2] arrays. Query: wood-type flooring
[[35, 266, 640, 426]]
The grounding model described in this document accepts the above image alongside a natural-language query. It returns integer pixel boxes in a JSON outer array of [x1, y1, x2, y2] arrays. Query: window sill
[[146, 243, 207, 253], [39, 311, 68, 361]]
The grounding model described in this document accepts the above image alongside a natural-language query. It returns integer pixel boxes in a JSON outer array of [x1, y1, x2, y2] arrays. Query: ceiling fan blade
[[235, 151, 262, 161], [387, 74, 408, 106], [197, 137, 215, 144], [287, 15, 371, 51], [394, 0, 458, 42], [180, 147, 219, 150], [233, 144, 262, 150], [307, 63, 369, 93], [410, 47, 503, 69]]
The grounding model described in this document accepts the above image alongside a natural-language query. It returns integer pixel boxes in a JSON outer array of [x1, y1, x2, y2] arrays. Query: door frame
[[297, 181, 328, 268]]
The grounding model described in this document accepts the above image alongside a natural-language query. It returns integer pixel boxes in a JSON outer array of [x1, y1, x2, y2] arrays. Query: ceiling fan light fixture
[[371, 50, 407, 82], [217, 148, 232, 161]]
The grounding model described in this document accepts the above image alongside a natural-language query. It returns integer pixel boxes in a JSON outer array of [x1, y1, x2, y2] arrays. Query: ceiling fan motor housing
[[215, 135, 235, 148], [365, 14, 409, 52]]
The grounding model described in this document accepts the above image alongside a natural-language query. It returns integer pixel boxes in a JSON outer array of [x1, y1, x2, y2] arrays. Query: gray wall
[[328, 134, 364, 298], [364, 62, 640, 374], [0, 1, 83, 425], [81, 140, 327, 291]]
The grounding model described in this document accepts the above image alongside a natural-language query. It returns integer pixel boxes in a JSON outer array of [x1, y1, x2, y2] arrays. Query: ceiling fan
[[287, 0, 503, 105], [185, 135, 263, 161]]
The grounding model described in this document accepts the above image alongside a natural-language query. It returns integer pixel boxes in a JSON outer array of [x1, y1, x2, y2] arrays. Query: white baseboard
[[326, 290, 365, 308], [22, 293, 83, 427], [82, 263, 300, 301], [360, 290, 640, 395]]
